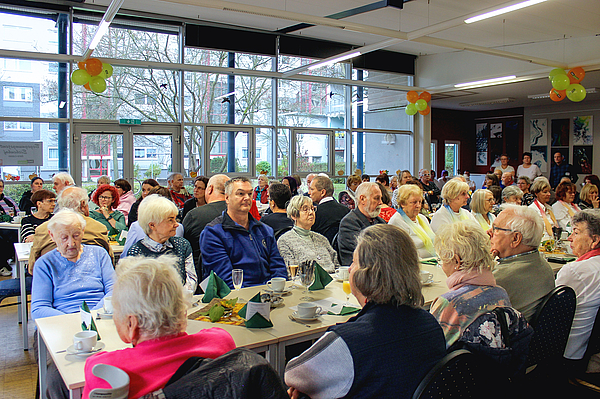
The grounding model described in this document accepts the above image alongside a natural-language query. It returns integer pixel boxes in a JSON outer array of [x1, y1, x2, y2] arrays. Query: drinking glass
[[286, 261, 299, 288], [343, 281, 352, 304], [232, 269, 243, 291], [298, 261, 315, 301]]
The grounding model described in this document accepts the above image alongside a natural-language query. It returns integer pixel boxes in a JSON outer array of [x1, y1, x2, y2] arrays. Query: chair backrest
[[526, 285, 577, 368], [274, 226, 292, 241], [582, 306, 600, 365], [88, 364, 130, 399], [412, 349, 488, 399]]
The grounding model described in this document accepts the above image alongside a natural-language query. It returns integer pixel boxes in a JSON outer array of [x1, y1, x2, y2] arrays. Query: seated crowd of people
[[11, 162, 600, 398]]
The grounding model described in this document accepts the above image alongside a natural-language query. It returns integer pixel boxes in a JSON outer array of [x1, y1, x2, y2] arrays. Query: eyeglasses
[[300, 206, 315, 213], [99, 196, 113, 201], [486, 198, 495, 203], [492, 225, 515, 233]]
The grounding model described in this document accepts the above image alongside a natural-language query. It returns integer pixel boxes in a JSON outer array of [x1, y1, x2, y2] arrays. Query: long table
[[14, 242, 32, 350], [36, 264, 447, 399]]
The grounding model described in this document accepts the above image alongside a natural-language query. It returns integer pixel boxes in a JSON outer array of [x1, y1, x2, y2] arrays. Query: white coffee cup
[[103, 296, 113, 314], [297, 302, 322, 319], [337, 267, 350, 281], [420, 271, 434, 284], [73, 331, 98, 353], [267, 277, 286, 292]]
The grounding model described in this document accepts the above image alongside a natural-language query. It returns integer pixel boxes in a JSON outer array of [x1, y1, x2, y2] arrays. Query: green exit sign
[[119, 118, 141, 125]]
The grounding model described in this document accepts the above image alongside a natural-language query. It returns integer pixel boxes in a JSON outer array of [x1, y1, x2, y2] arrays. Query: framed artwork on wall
[[530, 118, 547, 146], [573, 116, 593, 145], [531, 146, 547, 173], [551, 119, 570, 146]]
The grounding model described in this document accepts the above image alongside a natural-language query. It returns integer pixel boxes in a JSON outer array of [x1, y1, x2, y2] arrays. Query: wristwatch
[[107, 215, 113, 221]]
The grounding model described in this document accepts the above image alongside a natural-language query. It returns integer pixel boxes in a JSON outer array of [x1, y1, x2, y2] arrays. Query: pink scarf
[[446, 268, 497, 290]]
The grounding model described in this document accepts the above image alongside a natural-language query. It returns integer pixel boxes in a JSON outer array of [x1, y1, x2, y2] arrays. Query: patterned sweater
[[277, 227, 340, 273]]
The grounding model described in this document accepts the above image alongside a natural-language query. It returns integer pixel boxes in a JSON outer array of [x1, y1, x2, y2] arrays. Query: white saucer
[[66, 341, 106, 357], [97, 311, 113, 319], [264, 286, 294, 295], [292, 311, 319, 321], [333, 273, 349, 282], [422, 279, 435, 286]]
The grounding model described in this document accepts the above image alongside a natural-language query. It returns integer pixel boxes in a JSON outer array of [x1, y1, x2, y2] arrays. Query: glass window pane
[[184, 72, 228, 124], [81, 134, 122, 183], [184, 126, 202, 177], [208, 130, 249, 174], [278, 55, 345, 78], [295, 132, 329, 173], [352, 132, 413, 176], [255, 128, 274, 176], [0, 12, 61, 53], [277, 129, 290, 177], [133, 135, 172, 181], [279, 80, 345, 128]]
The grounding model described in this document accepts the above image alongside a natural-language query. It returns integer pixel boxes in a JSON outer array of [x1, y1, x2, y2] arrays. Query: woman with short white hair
[[126, 195, 196, 292], [31, 209, 114, 320], [388, 185, 436, 258], [470, 189, 496, 231], [430, 178, 477, 233], [83, 255, 235, 398], [502, 185, 523, 205]]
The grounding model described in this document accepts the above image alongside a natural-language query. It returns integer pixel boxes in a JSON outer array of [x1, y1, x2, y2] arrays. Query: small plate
[[66, 341, 106, 357], [97, 311, 113, 319], [264, 286, 294, 295], [332, 273, 349, 282], [291, 311, 319, 321], [270, 296, 284, 308], [422, 279, 435, 286]]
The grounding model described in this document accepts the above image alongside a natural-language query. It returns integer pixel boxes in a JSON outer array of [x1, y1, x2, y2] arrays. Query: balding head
[[205, 174, 230, 203]]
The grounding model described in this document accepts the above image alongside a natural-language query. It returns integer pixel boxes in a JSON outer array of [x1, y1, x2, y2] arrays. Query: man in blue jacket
[[200, 176, 287, 288]]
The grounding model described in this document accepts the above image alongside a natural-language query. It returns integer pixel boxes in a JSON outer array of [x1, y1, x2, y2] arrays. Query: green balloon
[[100, 63, 113, 79], [415, 99, 428, 111], [71, 69, 90, 86], [551, 74, 570, 91], [548, 68, 566, 81], [405, 103, 418, 115], [89, 76, 107, 93], [566, 83, 586, 102]]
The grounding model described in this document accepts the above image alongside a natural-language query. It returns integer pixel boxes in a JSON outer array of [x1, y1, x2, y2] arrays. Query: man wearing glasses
[[489, 205, 555, 321]]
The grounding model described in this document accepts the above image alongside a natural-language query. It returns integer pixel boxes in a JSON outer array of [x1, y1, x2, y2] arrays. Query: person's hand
[[24, 236, 34, 243], [287, 387, 303, 399], [593, 197, 599, 208]]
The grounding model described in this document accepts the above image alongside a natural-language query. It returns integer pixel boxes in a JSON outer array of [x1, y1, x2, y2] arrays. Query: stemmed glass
[[286, 260, 299, 288], [232, 269, 243, 291], [298, 261, 315, 301], [342, 281, 352, 305]]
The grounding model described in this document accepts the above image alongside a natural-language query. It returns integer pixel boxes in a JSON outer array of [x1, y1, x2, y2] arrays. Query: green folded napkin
[[309, 262, 333, 291], [81, 301, 101, 340], [327, 306, 361, 316], [201, 271, 231, 303], [420, 258, 438, 265], [239, 292, 273, 328]]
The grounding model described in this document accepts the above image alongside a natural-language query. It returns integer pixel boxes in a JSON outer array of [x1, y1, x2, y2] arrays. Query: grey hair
[[530, 178, 551, 195], [167, 172, 182, 182], [572, 209, 600, 243], [502, 186, 523, 202], [224, 176, 251, 196], [97, 175, 110, 185], [500, 205, 544, 247], [418, 169, 430, 178], [355, 182, 379, 200], [57, 187, 88, 213], [286, 194, 312, 219], [434, 220, 493, 273], [113, 255, 187, 339], [257, 174, 268, 182], [353, 224, 423, 308], [47, 209, 86, 234], [52, 172, 74, 186], [441, 178, 470, 205], [312, 176, 334, 197], [517, 175, 531, 185], [471, 189, 492, 214], [138, 195, 178, 236]]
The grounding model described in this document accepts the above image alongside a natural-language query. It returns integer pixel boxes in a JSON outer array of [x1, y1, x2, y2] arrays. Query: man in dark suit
[[310, 175, 350, 244]]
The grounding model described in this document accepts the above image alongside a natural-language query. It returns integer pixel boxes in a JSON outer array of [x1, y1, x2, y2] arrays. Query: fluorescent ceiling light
[[83, 0, 125, 59], [307, 52, 361, 70], [465, 0, 547, 24], [89, 21, 110, 50], [455, 75, 517, 88], [214, 91, 236, 100], [460, 98, 515, 107]]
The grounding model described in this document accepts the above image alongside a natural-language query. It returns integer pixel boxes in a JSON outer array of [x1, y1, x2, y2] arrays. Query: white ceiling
[[94, 0, 600, 110]]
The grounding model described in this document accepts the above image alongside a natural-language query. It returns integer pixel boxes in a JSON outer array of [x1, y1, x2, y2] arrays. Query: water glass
[[232, 269, 243, 291], [298, 261, 315, 301]]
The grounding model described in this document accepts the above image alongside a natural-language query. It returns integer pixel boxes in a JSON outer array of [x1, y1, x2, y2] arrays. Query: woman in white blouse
[[430, 178, 476, 233], [528, 178, 558, 239], [388, 185, 436, 258], [470, 189, 496, 231], [552, 181, 581, 231], [516, 152, 542, 181]]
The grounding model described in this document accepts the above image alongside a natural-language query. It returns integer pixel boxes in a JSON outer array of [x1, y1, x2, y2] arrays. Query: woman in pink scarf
[[430, 220, 511, 347]]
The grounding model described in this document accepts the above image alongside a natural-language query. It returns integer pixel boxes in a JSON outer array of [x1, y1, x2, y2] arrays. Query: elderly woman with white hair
[[430, 220, 512, 348], [430, 178, 476, 233], [388, 184, 436, 258], [126, 194, 196, 292], [502, 185, 523, 205], [277, 195, 340, 273], [31, 209, 114, 320], [470, 189, 496, 231], [82, 256, 235, 399]]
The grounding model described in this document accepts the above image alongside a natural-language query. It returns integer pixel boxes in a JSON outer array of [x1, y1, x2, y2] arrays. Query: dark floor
[[0, 275, 37, 399]]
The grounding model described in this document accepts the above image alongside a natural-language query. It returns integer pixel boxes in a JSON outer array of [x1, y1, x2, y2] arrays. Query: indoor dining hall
[[1, 0, 600, 398]]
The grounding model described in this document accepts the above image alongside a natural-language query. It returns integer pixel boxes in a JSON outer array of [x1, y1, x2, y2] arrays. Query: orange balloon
[[419, 91, 431, 102], [85, 58, 103, 76], [549, 88, 566, 102], [419, 106, 431, 116], [84, 82, 91, 91], [567, 67, 585, 84], [77, 61, 86, 69], [406, 91, 419, 103]]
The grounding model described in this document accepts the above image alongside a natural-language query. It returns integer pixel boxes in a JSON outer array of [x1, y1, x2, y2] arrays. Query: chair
[[526, 285, 577, 370], [412, 349, 489, 399], [568, 306, 600, 393], [274, 226, 292, 241], [0, 276, 32, 308], [89, 364, 130, 399]]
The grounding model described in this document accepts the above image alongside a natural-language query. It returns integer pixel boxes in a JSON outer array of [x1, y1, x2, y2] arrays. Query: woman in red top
[[376, 182, 397, 223], [253, 175, 269, 204]]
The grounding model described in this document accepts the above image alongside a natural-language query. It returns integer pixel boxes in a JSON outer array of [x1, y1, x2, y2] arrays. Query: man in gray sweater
[[491, 205, 555, 321]]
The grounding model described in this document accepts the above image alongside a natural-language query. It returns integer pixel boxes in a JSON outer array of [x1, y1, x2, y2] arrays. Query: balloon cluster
[[70, 58, 113, 93], [548, 67, 586, 102], [405, 91, 431, 116]]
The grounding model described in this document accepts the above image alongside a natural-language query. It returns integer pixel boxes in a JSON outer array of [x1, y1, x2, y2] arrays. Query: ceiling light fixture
[[455, 75, 517, 89], [465, 0, 547, 24], [83, 0, 125, 59], [528, 87, 597, 100], [307, 52, 361, 71], [460, 98, 515, 106]]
